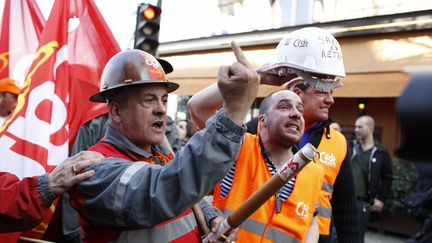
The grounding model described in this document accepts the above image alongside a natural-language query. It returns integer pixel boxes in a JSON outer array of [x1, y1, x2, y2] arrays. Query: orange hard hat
[[90, 49, 179, 103], [0, 78, 21, 95]]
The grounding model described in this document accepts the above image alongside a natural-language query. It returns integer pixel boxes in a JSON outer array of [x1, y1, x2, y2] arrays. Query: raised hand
[[218, 41, 260, 125]]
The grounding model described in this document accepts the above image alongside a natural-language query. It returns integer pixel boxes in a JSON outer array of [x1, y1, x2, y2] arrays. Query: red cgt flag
[[0, 0, 45, 83], [0, 0, 119, 240], [0, 1, 45, 242], [0, 0, 119, 177]]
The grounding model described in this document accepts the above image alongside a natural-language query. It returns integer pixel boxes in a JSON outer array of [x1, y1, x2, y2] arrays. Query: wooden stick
[[162, 134, 211, 236], [203, 143, 317, 241], [192, 204, 211, 236]]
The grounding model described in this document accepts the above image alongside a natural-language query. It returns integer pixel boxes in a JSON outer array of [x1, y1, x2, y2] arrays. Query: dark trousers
[[356, 199, 370, 243]]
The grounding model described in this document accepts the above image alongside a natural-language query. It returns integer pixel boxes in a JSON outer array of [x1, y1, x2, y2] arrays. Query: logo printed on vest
[[319, 151, 336, 167], [295, 201, 309, 218]]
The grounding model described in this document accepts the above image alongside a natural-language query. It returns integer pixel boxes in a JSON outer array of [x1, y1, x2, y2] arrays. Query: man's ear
[[293, 87, 302, 95], [259, 114, 266, 125], [109, 102, 122, 123]]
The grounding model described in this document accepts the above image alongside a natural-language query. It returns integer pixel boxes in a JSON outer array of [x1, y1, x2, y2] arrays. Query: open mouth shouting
[[152, 120, 164, 132]]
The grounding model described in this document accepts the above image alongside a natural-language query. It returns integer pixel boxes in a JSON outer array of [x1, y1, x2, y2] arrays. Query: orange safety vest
[[80, 141, 200, 243], [213, 133, 324, 243], [316, 127, 347, 235]]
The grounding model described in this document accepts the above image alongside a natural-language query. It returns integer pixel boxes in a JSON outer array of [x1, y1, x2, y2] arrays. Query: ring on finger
[[72, 164, 80, 174]]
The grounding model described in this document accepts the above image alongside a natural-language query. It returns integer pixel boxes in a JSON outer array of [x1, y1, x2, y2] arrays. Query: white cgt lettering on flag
[[0, 48, 69, 179]]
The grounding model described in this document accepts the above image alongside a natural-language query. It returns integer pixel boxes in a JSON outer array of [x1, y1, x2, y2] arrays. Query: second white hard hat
[[264, 27, 346, 78]]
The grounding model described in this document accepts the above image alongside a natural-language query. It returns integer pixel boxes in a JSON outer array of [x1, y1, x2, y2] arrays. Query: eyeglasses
[[297, 71, 342, 92]]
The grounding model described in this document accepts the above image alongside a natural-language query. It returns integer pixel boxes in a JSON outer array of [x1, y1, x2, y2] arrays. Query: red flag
[[0, 2, 45, 241], [0, 0, 45, 84], [0, 0, 119, 239], [0, 0, 119, 176]]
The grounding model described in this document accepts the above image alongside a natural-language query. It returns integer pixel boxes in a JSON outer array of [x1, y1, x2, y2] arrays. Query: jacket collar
[[105, 124, 170, 158]]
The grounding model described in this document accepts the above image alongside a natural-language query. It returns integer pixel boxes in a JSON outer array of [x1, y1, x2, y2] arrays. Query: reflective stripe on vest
[[321, 181, 333, 194], [224, 209, 299, 243], [213, 133, 324, 243], [115, 209, 199, 243], [318, 206, 332, 218], [266, 226, 300, 243], [89, 141, 199, 243], [316, 127, 347, 235]]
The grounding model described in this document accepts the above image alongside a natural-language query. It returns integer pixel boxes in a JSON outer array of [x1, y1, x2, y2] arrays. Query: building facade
[[159, 2, 432, 156]]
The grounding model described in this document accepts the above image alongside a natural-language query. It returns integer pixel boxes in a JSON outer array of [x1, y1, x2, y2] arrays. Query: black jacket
[[350, 140, 393, 202]]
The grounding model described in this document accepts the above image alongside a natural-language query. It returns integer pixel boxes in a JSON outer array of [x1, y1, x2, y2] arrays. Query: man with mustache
[[70, 43, 260, 243]]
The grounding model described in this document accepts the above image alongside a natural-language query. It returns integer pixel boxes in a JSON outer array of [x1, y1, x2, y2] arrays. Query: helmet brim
[[157, 58, 173, 74], [90, 56, 176, 103], [261, 63, 346, 78], [89, 80, 179, 103]]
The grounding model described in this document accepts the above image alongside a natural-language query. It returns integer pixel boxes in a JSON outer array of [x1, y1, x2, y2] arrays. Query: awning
[[170, 71, 410, 98], [333, 72, 410, 97], [162, 30, 431, 98]]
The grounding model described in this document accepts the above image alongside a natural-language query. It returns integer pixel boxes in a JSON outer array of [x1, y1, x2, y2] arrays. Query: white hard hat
[[264, 27, 346, 78]]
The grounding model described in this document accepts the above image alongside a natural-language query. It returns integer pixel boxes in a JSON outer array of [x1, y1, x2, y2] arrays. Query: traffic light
[[134, 3, 162, 56], [357, 98, 367, 116]]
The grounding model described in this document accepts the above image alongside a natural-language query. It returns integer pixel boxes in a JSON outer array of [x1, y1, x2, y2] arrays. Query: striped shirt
[[219, 157, 296, 201], [220, 136, 319, 216]]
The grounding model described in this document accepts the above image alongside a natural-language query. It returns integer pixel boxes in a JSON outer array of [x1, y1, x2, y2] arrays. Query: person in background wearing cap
[[245, 27, 360, 243], [0, 77, 21, 126], [70, 43, 259, 243], [188, 85, 324, 242], [350, 115, 392, 242]]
